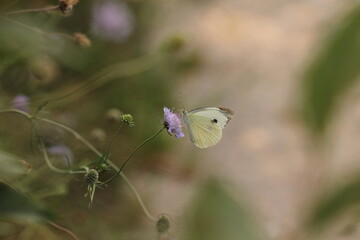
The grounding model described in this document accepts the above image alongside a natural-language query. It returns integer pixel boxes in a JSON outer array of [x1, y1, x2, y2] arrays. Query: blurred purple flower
[[164, 107, 184, 138], [91, 0, 134, 42], [47, 144, 74, 165], [12, 94, 30, 113]]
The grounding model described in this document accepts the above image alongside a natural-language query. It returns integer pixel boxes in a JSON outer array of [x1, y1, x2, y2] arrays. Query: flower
[[91, 0, 134, 42], [12, 94, 30, 113], [163, 107, 184, 138], [47, 144, 74, 165]]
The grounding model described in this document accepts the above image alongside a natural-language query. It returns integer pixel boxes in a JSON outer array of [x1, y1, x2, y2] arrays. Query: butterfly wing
[[184, 107, 234, 148]]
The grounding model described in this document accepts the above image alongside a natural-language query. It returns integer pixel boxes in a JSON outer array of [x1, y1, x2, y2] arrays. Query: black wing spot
[[211, 119, 218, 124]]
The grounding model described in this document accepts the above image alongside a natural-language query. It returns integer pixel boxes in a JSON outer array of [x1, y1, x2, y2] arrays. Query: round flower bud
[[121, 114, 135, 127], [160, 35, 186, 54], [59, 0, 79, 14], [90, 128, 106, 144], [85, 169, 99, 185], [106, 108, 123, 123], [156, 214, 171, 234], [73, 33, 92, 47]]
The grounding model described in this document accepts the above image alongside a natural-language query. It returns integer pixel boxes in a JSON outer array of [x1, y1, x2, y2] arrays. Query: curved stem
[[102, 127, 165, 185], [47, 221, 80, 240], [0, 109, 158, 222], [0, 6, 59, 15], [0, 109, 157, 222]]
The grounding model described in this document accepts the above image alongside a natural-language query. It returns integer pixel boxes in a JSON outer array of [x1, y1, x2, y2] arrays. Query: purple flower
[[47, 144, 74, 165], [12, 94, 30, 113], [163, 107, 184, 138], [91, 0, 134, 42]]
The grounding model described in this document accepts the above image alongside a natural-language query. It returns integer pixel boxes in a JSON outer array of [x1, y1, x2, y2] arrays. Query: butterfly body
[[182, 107, 234, 148]]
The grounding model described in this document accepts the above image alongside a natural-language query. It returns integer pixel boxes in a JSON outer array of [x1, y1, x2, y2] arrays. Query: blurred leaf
[[302, 4, 360, 134], [185, 179, 264, 240], [0, 182, 53, 222], [0, 150, 28, 182], [306, 175, 360, 232]]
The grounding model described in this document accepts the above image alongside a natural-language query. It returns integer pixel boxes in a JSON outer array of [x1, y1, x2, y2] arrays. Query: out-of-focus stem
[[0, 109, 157, 222], [0, 5, 59, 15]]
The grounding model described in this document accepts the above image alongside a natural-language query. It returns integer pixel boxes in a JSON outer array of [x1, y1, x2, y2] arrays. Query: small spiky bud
[[156, 214, 171, 234], [73, 33, 91, 47], [121, 114, 135, 127], [85, 169, 99, 185], [59, 0, 79, 14]]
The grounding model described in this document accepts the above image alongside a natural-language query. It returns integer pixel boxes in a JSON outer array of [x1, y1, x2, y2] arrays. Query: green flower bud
[[156, 214, 171, 234], [121, 113, 135, 127]]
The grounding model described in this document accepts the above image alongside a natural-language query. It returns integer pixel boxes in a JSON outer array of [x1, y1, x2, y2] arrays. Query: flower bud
[[156, 214, 171, 234], [59, 0, 79, 14], [121, 113, 135, 127], [85, 169, 99, 185], [90, 128, 106, 144], [73, 33, 91, 47], [161, 35, 186, 54], [106, 108, 123, 123]]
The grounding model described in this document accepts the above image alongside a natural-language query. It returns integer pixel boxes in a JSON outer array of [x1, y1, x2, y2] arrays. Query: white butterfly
[[181, 107, 234, 148]]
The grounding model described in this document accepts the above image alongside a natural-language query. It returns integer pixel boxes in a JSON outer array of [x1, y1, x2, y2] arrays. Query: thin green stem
[[35, 54, 160, 109], [100, 122, 124, 165], [0, 5, 59, 15], [102, 127, 165, 185], [0, 109, 158, 222], [1, 16, 75, 40]]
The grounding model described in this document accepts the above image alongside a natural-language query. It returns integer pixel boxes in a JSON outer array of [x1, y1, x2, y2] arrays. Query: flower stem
[[47, 221, 80, 240], [101, 127, 165, 185], [0, 5, 59, 15], [0, 109, 157, 222], [100, 122, 124, 166]]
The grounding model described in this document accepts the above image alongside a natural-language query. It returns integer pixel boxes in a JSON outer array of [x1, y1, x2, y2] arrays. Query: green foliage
[[302, 4, 360, 134], [185, 179, 264, 240], [306, 175, 360, 233], [0, 182, 53, 222]]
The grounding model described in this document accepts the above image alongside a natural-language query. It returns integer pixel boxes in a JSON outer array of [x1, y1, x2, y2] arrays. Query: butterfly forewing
[[188, 107, 233, 128], [186, 114, 222, 148], [182, 107, 234, 148]]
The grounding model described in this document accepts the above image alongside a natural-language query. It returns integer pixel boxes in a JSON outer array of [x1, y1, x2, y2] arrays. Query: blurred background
[[2, 0, 360, 240]]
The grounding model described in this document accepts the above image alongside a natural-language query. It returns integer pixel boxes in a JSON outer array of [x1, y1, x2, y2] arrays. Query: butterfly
[[181, 107, 234, 148]]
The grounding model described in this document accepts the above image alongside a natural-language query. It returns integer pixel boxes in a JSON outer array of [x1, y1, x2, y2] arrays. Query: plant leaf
[[302, 5, 360, 134]]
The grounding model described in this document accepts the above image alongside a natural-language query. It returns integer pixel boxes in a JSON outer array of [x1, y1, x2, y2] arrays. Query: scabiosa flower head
[[163, 107, 184, 138], [12, 94, 30, 113], [91, 0, 134, 42]]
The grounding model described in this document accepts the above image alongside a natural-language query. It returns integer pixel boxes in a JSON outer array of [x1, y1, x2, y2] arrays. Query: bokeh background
[[2, 0, 360, 240]]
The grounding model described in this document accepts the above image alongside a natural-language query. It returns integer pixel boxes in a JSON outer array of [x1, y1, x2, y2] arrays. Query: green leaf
[[0, 182, 53, 222], [306, 175, 360, 232], [302, 4, 360, 134], [185, 179, 264, 240]]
